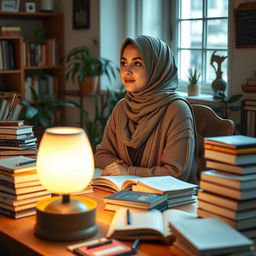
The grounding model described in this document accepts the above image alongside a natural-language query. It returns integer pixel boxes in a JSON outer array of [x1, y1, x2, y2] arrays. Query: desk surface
[[0, 189, 197, 256]]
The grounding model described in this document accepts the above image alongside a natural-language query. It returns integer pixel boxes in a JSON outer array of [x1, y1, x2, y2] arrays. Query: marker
[[87, 239, 112, 249], [126, 209, 131, 225], [15, 160, 36, 166], [132, 238, 140, 251]]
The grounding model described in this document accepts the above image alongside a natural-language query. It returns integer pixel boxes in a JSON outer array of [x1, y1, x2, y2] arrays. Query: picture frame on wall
[[25, 2, 36, 12], [1, 0, 20, 12], [73, 0, 90, 29]]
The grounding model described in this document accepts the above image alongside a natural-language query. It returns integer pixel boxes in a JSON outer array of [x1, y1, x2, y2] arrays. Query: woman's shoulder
[[167, 98, 191, 112]]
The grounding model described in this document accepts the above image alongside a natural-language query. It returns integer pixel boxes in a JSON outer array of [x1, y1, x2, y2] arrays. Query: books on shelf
[[0, 125, 33, 135], [169, 218, 253, 256], [92, 175, 197, 195], [0, 25, 21, 36], [106, 208, 196, 241], [104, 190, 168, 211], [206, 160, 256, 175]]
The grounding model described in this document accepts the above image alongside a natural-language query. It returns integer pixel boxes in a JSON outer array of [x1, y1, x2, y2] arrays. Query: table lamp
[[34, 127, 98, 241]]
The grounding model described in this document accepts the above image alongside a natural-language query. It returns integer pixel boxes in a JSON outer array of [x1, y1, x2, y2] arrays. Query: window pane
[[178, 50, 202, 83], [207, 19, 228, 49], [180, 20, 202, 48], [207, 0, 228, 18], [206, 50, 228, 84], [180, 0, 202, 18]]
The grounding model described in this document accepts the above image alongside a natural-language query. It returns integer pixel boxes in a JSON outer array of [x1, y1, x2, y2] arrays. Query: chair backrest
[[191, 104, 235, 180]]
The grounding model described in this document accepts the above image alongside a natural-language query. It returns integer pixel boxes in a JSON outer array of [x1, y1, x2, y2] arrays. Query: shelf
[[24, 65, 64, 71], [0, 70, 22, 74], [0, 11, 62, 18]]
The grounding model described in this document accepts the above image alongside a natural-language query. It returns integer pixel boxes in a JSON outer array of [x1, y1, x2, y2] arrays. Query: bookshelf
[[0, 11, 65, 106]]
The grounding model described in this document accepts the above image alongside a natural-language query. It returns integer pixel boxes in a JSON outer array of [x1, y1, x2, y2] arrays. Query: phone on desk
[[67, 237, 140, 256]]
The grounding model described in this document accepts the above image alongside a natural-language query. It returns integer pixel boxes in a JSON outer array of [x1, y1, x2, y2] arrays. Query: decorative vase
[[79, 76, 99, 95], [188, 84, 200, 96], [40, 0, 55, 12], [211, 70, 226, 98]]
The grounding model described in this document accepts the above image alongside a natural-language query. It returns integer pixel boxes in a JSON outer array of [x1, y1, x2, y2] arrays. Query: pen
[[126, 209, 131, 225], [87, 239, 112, 249], [15, 160, 36, 166], [131, 238, 140, 251]]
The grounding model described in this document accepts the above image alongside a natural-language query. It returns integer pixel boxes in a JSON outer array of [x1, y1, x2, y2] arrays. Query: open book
[[91, 173, 197, 195], [106, 208, 197, 242]]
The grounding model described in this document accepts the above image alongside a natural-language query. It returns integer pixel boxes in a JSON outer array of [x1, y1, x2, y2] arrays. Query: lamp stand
[[35, 195, 97, 241]]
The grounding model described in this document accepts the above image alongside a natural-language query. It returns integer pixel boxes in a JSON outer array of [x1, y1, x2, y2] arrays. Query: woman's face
[[120, 44, 147, 92]]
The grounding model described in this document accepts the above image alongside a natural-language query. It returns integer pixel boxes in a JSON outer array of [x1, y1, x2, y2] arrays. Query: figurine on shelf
[[210, 50, 228, 98]]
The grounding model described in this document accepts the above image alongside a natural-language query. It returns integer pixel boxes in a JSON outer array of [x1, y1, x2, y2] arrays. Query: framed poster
[[1, 0, 20, 12], [234, 3, 256, 48], [73, 0, 90, 29]]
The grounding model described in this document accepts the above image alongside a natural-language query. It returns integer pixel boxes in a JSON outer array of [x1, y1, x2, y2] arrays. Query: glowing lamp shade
[[37, 127, 94, 194], [34, 127, 98, 242]]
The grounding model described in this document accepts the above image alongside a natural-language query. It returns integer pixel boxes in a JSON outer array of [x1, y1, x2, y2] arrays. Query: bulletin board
[[234, 3, 256, 48]]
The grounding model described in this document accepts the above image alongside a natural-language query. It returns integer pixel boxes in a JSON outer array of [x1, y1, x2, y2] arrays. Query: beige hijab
[[119, 35, 183, 149]]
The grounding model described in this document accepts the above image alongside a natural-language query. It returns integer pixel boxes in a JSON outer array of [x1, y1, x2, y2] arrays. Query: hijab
[[118, 35, 182, 149]]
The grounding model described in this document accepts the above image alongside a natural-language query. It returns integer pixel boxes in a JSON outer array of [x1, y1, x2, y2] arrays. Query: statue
[[210, 50, 228, 98]]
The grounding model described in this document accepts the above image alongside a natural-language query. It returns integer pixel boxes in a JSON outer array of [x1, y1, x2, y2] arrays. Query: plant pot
[[188, 84, 200, 96], [80, 76, 99, 95]]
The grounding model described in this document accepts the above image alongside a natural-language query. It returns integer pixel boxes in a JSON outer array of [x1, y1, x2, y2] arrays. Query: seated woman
[[95, 35, 197, 184]]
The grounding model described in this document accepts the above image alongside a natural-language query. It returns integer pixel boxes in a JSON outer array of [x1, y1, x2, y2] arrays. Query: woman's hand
[[101, 160, 128, 176]]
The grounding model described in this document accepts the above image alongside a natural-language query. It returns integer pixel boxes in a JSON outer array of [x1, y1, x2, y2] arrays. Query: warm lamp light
[[34, 127, 98, 241]]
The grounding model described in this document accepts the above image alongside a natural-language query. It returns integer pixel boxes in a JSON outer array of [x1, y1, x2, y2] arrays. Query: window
[[176, 0, 229, 94]]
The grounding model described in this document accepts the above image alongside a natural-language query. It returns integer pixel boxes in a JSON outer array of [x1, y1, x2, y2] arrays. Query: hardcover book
[[206, 160, 256, 175], [0, 171, 38, 183], [200, 170, 256, 190], [0, 156, 36, 173], [204, 135, 256, 149], [106, 208, 196, 241], [169, 218, 253, 256], [199, 180, 256, 200], [104, 190, 168, 210], [0, 125, 33, 135]]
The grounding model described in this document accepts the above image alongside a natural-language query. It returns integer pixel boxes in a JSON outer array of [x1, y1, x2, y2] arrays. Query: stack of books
[[241, 78, 256, 137], [198, 135, 256, 239], [91, 175, 197, 209], [0, 120, 37, 159], [0, 156, 50, 219], [169, 217, 254, 256]]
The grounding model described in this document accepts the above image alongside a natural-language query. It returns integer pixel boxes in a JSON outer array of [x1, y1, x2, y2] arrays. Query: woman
[[95, 35, 197, 184]]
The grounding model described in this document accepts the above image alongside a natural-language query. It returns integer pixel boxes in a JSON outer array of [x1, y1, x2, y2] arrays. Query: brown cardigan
[[95, 99, 197, 184]]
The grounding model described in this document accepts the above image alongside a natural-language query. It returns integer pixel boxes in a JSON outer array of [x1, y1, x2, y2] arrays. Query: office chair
[[192, 104, 235, 181]]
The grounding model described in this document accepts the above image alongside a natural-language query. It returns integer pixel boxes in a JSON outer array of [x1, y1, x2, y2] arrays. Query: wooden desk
[[0, 189, 197, 256]]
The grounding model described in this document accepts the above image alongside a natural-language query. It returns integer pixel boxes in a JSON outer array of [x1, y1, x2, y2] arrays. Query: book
[[197, 191, 256, 211], [198, 200, 256, 220], [200, 170, 256, 190], [206, 160, 256, 175], [0, 145, 36, 150], [0, 133, 34, 140], [0, 120, 24, 126], [197, 208, 256, 230], [104, 190, 168, 210], [204, 144, 256, 154], [0, 200, 41, 212], [169, 218, 253, 256], [199, 180, 256, 200], [0, 125, 33, 135], [0, 170, 38, 183], [0, 193, 51, 207], [67, 238, 136, 256], [0, 137, 36, 144], [204, 135, 256, 149], [92, 175, 197, 194], [0, 156, 36, 173], [0, 207, 36, 219], [0, 190, 50, 201], [106, 208, 197, 241], [0, 179, 41, 189], [204, 149, 256, 165], [0, 184, 45, 195], [0, 148, 37, 156]]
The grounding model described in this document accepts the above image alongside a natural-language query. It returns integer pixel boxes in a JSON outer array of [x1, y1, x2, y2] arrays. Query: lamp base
[[34, 196, 98, 241]]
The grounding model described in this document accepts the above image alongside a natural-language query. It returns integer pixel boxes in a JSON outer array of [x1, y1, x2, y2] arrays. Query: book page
[[92, 175, 138, 191], [106, 208, 166, 238], [132, 176, 197, 194]]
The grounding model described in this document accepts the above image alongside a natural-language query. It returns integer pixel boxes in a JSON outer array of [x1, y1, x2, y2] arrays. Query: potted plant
[[20, 88, 82, 140], [187, 67, 201, 96], [63, 39, 119, 95]]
